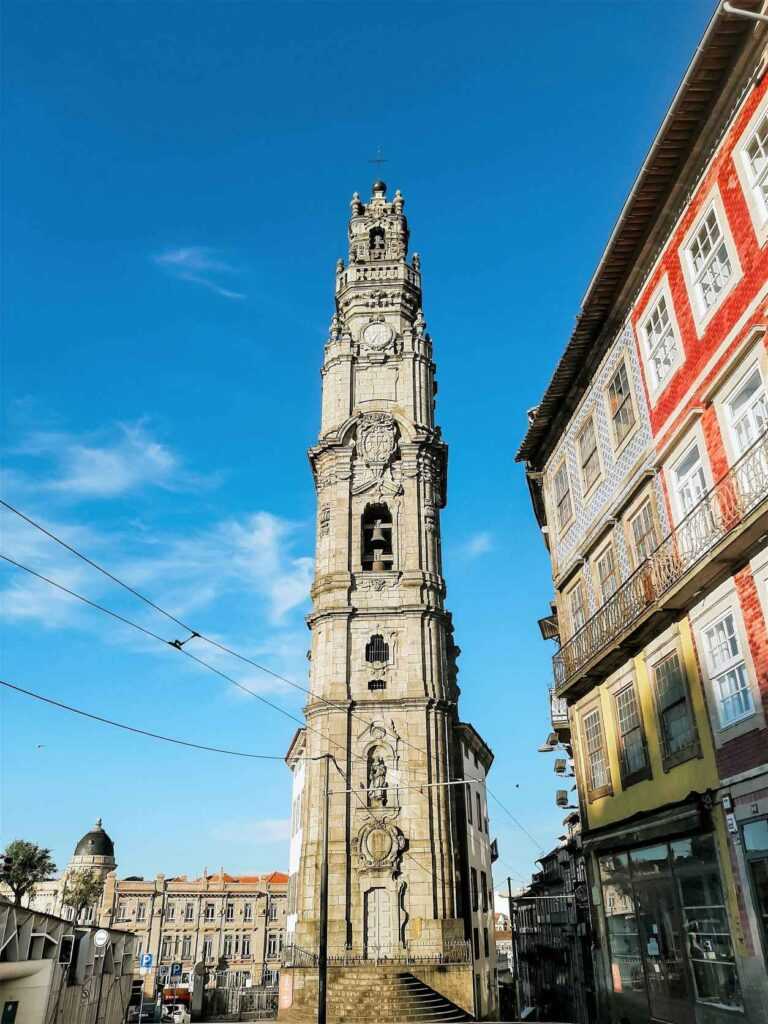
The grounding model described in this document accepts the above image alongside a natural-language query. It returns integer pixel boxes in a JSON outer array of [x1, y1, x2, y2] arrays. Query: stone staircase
[[279, 967, 474, 1022]]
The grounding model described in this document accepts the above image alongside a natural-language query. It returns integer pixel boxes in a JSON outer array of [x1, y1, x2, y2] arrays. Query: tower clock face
[[362, 322, 393, 352]]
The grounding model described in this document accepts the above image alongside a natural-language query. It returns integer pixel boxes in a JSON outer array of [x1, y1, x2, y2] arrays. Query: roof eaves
[[515, 1, 763, 467]]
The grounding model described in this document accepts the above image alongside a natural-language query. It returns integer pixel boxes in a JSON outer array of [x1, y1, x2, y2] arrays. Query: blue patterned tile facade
[[544, 322, 668, 619]]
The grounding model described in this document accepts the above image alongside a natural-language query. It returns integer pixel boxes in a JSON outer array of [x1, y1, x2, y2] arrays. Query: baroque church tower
[[283, 182, 495, 1020]]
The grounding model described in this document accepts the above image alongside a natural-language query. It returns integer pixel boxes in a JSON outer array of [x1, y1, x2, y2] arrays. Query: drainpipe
[[722, 3, 768, 24]]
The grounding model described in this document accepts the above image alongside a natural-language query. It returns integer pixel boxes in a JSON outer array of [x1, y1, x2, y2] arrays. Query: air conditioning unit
[[554, 758, 568, 775], [555, 790, 570, 808]]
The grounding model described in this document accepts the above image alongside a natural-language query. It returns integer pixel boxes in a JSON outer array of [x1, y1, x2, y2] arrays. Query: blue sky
[[1, 1, 712, 895]]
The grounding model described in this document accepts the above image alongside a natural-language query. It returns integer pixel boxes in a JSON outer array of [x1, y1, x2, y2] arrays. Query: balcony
[[550, 689, 569, 730], [554, 432, 768, 696]]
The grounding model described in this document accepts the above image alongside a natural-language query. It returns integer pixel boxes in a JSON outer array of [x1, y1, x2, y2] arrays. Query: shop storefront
[[596, 833, 741, 1024]]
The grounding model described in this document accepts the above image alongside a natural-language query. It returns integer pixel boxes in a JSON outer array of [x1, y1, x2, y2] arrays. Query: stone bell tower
[[282, 182, 492, 1019]]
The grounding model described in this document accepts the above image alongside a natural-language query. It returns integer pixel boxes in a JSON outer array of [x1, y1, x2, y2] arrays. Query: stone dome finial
[[372, 180, 387, 197]]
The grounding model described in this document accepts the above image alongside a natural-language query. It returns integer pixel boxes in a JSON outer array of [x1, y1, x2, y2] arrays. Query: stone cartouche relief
[[351, 413, 403, 498]]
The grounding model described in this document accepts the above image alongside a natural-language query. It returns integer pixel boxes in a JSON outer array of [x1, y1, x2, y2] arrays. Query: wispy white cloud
[[8, 422, 213, 500], [461, 531, 493, 558], [153, 246, 245, 300], [211, 818, 291, 844]]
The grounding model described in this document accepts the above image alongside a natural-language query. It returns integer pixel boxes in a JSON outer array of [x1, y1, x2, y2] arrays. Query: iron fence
[[553, 432, 768, 692], [282, 939, 471, 968]]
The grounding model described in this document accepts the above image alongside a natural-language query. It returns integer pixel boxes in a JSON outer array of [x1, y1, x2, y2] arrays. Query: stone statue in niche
[[368, 755, 388, 807]]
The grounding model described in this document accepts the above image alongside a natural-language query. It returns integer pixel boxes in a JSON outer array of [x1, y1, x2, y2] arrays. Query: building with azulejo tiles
[[517, 4, 768, 1023]]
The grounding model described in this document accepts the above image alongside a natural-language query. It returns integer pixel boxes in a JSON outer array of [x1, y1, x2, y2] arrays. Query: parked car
[[161, 1005, 190, 1024], [127, 1005, 156, 1023]]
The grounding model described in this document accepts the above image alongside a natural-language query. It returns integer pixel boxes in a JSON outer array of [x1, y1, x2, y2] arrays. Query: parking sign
[[140, 953, 153, 970]]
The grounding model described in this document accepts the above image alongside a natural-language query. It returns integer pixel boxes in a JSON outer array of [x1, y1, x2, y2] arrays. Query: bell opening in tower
[[361, 503, 393, 571]]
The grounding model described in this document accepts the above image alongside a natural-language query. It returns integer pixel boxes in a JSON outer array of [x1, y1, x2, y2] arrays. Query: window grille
[[607, 363, 636, 445], [643, 294, 679, 389], [368, 679, 386, 690], [687, 207, 732, 312], [365, 634, 389, 663]]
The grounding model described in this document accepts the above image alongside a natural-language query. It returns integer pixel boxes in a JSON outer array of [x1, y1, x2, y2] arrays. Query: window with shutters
[[582, 706, 612, 799]]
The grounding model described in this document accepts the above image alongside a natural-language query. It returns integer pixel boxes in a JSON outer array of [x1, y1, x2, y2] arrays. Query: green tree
[[61, 868, 104, 922], [0, 839, 57, 907]]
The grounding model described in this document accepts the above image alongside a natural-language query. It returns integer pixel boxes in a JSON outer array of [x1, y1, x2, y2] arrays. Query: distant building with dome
[[24, 817, 117, 924], [12, 820, 289, 1002]]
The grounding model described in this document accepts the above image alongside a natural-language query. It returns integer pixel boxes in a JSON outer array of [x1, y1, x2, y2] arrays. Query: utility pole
[[317, 753, 331, 1024]]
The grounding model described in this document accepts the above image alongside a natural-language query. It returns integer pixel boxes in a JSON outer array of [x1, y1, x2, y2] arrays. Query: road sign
[[170, 962, 182, 978], [93, 929, 109, 948], [140, 953, 153, 969]]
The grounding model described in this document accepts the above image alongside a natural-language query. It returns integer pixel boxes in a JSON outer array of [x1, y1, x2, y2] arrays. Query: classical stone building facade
[[280, 182, 496, 1021], [21, 821, 288, 1003]]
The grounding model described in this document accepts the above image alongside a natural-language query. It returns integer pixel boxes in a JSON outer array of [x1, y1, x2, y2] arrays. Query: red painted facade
[[629, 72, 768, 784]]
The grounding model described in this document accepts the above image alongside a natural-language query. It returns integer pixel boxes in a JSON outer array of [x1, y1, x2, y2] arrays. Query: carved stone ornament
[[355, 574, 399, 592], [357, 819, 406, 876], [352, 413, 402, 497], [361, 321, 394, 352]]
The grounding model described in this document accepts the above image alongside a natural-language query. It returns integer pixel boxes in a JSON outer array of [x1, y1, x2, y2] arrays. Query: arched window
[[361, 503, 393, 571], [369, 226, 385, 257], [365, 634, 389, 663]]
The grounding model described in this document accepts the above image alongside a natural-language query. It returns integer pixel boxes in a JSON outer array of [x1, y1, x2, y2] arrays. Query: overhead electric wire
[[0, 677, 293, 760], [0, 552, 362, 768], [1, 500, 547, 851]]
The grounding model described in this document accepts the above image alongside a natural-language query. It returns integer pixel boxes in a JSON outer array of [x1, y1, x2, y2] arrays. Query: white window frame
[[703, 611, 754, 728], [724, 358, 768, 459], [679, 189, 742, 334], [636, 277, 684, 402], [668, 436, 711, 524], [691, 578, 764, 745], [734, 93, 768, 245]]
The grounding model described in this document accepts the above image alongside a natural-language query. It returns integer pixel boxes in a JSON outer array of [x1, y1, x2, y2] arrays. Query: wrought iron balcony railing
[[550, 689, 569, 728], [554, 431, 768, 694]]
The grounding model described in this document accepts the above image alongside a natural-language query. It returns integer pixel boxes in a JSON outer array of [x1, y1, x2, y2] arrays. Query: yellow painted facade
[[572, 615, 718, 830]]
